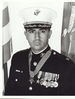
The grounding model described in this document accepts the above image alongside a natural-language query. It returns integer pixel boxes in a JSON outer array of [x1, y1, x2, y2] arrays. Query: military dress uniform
[[5, 46, 75, 95], [4, 7, 75, 95]]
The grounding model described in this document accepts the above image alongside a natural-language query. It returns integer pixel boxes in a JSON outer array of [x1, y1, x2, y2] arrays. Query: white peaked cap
[[20, 7, 57, 26]]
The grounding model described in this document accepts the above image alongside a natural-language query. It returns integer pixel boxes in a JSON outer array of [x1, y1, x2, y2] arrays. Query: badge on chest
[[36, 71, 59, 88]]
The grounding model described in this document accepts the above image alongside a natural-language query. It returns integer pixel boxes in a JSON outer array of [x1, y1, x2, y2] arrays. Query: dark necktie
[[31, 46, 50, 71]]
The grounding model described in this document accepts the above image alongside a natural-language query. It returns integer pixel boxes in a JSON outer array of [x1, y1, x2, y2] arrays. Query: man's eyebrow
[[26, 28, 34, 30], [39, 28, 49, 30]]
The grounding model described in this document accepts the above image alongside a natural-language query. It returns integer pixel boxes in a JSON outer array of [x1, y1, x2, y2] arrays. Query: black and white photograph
[[1, 0, 75, 98]]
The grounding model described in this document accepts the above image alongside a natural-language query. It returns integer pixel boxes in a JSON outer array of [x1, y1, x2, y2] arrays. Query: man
[[5, 7, 75, 95]]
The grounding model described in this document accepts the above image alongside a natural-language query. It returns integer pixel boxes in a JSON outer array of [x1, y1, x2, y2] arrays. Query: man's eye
[[28, 29, 35, 33], [41, 30, 46, 33]]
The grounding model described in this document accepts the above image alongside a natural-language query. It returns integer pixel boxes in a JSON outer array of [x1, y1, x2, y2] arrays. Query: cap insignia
[[34, 9, 40, 16]]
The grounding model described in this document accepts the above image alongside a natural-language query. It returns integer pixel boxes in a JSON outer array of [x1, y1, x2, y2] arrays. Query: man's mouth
[[34, 40, 41, 45]]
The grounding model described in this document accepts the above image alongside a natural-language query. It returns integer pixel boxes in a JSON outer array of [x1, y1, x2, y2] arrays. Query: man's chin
[[34, 45, 40, 48], [32, 46, 42, 51]]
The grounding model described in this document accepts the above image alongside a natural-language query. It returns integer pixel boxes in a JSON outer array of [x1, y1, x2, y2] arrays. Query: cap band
[[24, 23, 52, 29]]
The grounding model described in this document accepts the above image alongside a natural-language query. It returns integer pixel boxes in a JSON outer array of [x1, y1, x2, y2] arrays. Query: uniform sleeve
[[4, 55, 17, 95], [64, 59, 75, 95], [70, 62, 75, 95]]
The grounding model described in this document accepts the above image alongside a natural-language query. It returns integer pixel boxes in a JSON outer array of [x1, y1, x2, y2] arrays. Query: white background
[[0, 0, 75, 98]]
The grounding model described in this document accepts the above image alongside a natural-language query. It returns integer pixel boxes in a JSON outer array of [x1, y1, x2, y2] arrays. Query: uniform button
[[15, 78, 18, 82], [33, 62, 37, 66], [53, 52, 56, 55], [29, 86, 33, 91]]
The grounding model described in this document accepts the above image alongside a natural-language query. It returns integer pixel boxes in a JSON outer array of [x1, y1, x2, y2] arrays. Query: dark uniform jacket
[[4, 46, 75, 95]]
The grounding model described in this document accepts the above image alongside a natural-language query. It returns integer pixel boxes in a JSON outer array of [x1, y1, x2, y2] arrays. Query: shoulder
[[10, 48, 31, 71], [12, 48, 30, 60], [51, 50, 75, 66]]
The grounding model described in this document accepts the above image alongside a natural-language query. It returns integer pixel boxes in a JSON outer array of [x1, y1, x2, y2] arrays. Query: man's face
[[25, 27, 52, 53]]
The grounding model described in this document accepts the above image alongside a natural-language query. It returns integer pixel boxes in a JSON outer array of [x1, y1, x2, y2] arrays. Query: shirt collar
[[32, 45, 51, 57]]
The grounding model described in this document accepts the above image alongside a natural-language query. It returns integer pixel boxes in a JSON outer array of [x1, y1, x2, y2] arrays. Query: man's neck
[[31, 45, 48, 55]]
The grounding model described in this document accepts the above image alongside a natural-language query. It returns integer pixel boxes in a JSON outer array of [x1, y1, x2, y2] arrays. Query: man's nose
[[35, 30, 40, 39]]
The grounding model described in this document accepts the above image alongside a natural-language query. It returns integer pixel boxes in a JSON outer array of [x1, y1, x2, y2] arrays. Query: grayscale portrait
[[2, 0, 75, 96]]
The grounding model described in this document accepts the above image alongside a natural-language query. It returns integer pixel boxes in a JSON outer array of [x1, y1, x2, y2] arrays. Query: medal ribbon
[[29, 49, 52, 78]]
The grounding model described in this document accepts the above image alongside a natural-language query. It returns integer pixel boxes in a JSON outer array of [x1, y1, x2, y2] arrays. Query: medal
[[28, 49, 52, 87], [37, 79, 39, 83], [29, 71, 35, 84], [50, 81, 54, 88], [37, 71, 42, 83], [38, 71, 42, 79], [54, 81, 58, 88], [30, 71, 34, 78], [42, 80, 47, 86], [29, 77, 35, 84]]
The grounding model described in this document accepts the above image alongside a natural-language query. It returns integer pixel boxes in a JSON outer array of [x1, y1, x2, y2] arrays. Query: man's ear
[[48, 30, 52, 39], [24, 30, 27, 36], [24, 30, 29, 41]]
